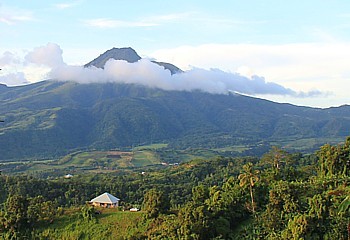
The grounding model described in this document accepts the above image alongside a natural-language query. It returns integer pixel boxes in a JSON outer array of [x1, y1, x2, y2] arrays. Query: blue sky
[[1, 0, 350, 107]]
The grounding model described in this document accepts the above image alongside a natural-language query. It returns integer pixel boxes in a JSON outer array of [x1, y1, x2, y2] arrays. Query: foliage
[[0, 137, 349, 239], [81, 206, 96, 222], [142, 188, 169, 219], [0, 194, 58, 238], [238, 162, 260, 213], [1, 80, 350, 161], [317, 136, 350, 177]]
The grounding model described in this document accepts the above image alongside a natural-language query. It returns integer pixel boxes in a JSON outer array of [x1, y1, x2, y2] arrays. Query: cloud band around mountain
[[1, 43, 325, 98]]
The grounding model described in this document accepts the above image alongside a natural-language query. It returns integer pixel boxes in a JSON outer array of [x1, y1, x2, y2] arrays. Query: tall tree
[[0, 195, 29, 236], [238, 162, 260, 214], [317, 137, 350, 177], [260, 146, 292, 171], [142, 188, 169, 218]]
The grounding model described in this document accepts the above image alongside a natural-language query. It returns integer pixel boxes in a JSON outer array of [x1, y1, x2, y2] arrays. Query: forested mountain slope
[[0, 79, 349, 160]]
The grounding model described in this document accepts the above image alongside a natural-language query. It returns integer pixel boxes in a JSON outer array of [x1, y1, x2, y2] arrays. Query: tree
[[27, 196, 57, 223], [81, 206, 95, 222], [0, 195, 29, 237], [317, 137, 350, 177], [192, 184, 209, 205], [260, 146, 293, 172], [238, 163, 260, 214], [177, 185, 212, 239], [261, 147, 281, 169], [142, 188, 169, 218]]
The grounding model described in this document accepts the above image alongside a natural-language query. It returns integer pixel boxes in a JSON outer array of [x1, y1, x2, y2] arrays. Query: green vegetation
[[1, 72, 349, 238], [133, 143, 168, 151], [1, 147, 224, 175], [36, 208, 146, 239], [132, 150, 160, 167], [0, 137, 349, 239], [1, 80, 350, 161]]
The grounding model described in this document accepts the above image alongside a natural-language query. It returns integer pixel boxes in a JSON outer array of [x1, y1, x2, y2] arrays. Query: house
[[64, 174, 73, 179], [89, 192, 120, 208]]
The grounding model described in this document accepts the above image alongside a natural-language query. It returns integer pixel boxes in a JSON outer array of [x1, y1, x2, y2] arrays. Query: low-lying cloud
[[0, 72, 28, 86], [25, 43, 64, 68], [0, 51, 20, 65], [0, 43, 324, 97]]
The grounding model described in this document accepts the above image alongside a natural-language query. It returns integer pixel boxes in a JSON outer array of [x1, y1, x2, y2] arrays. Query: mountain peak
[[84, 47, 142, 68], [85, 47, 182, 74]]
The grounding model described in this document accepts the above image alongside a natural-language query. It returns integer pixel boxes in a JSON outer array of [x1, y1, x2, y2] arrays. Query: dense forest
[[1, 79, 350, 161], [0, 137, 349, 239]]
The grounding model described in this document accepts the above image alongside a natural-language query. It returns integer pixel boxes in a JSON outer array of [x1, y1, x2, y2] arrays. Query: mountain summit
[[84, 47, 182, 74], [84, 47, 141, 68]]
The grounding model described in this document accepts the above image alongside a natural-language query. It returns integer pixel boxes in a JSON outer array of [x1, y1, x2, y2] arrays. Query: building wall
[[91, 201, 119, 208]]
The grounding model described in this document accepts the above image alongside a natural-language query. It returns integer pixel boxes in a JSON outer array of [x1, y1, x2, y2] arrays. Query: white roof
[[90, 192, 120, 204]]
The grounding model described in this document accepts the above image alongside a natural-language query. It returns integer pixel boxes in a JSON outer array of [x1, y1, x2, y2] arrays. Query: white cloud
[[47, 50, 320, 97], [0, 72, 29, 86], [50, 59, 304, 96], [25, 43, 64, 68], [0, 51, 20, 65], [83, 18, 158, 28], [54, 3, 74, 9], [0, 43, 327, 101], [145, 12, 193, 22], [54, 1, 82, 10], [0, 43, 64, 86], [151, 43, 350, 94], [82, 12, 195, 29], [0, 6, 34, 25]]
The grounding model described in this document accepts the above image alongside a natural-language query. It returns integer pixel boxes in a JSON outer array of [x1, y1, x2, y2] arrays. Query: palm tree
[[238, 162, 260, 214]]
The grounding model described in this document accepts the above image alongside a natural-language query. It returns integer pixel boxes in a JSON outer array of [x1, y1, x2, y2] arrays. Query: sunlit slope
[[0, 80, 349, 160]]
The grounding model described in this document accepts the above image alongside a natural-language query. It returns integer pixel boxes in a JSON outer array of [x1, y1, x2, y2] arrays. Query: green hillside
[[0, 80, 350, 161], [36, 208, 146, 240], [0, 138, 348, 239]]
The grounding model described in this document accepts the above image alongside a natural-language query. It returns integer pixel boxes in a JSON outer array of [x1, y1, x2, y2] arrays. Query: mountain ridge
[[0, 47, 349, 160], [0, 79, 349, 160], [84, 47, 182, 74]]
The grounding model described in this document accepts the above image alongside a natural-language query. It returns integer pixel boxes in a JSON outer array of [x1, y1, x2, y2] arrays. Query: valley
[[1, 48, 349, 165], [0, 47, 349, 239]]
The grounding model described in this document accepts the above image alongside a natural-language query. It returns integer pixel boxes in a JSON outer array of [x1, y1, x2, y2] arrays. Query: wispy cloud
[[53, 0, 83, 10], [83, 18, 158, 28], [145, 12, 193, 22], [83, 12, 194, 29], [82, 11, 255, 30], [152, 42, 350, 103], [0, 6, 34, 25]]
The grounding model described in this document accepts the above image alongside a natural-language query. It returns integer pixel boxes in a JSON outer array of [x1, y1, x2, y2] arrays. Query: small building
[[130, 207, 139, 212], [89, 192, 120, 208], [64, 174, 73, 179]]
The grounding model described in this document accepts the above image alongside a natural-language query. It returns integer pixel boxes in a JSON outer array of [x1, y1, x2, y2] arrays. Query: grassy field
[[36, 208, 147, 240], [269, 137, 345, 152], [214, 145, 250, 153], [2, 137, 345, 175], [11, 144, 223, 175], [23, 150, 156, 174], [133, 143, 168, 151], [132, 150, 160, 167]]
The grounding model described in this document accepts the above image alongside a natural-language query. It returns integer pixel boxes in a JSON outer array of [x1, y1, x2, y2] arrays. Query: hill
[[0, 139, 348, 239], [0, 79, 349, 161], [0, 47, 349, 161]]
